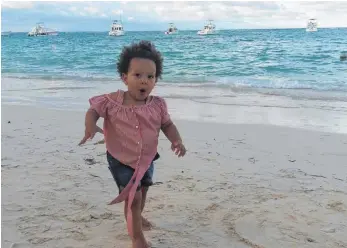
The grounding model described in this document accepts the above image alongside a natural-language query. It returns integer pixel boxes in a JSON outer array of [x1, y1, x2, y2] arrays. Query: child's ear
[[121, 73, 128, 85]]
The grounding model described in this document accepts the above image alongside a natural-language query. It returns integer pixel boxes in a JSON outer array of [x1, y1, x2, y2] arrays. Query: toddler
[[79, 40, 186, 248]]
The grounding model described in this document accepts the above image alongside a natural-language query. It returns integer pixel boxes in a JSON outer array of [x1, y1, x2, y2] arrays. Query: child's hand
[[79, 123, 101, 146], [171, 141, 186, 157]]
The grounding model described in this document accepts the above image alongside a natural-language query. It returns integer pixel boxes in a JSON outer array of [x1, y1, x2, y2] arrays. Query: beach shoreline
[[2, 76, 347, 135], [2, 104, 347, 248]]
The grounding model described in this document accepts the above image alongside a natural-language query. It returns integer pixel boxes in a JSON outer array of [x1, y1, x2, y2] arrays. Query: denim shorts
[[106, 151, 158, 193]]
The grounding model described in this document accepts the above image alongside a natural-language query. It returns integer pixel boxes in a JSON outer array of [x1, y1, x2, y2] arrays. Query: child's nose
[[140, 77, 148, 84]]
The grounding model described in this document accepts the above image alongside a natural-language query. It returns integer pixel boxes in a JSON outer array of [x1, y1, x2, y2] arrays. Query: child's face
[[122, 58, 157, 101]]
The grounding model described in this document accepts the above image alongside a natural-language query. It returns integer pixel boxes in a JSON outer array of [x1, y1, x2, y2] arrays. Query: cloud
[[1, 1, 347, 31], [63, 4, 109, 18], [84, 6, 101, 15], [112, 9, 123, 15], [117, 1, 347, 27], [59, 11, 69, 16], [2, 1, 34, 9]]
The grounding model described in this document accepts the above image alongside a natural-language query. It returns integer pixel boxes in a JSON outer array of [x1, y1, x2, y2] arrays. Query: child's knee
[[130, 191, 142, 210], [142, 186, 149, 193]]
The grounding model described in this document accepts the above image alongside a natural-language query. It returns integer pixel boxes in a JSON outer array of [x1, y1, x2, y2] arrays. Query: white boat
[[197, 20, 216, 35], [306, 18, 318, 32], [28, 22, 58, 36], [164, 23, 178, 35], [109, 19, 124, 36]]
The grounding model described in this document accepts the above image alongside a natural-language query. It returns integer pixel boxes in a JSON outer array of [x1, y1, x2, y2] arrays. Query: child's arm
[[78, 109, 100, 145], [161, 121, 182, 143], [161, 121, 186, 157]]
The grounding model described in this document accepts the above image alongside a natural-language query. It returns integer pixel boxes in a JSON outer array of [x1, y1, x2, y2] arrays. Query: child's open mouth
[[139, 89, 146, 93]]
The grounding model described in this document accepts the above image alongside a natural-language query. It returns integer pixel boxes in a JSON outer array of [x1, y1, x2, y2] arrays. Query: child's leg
[[123, 192, 149, 248], [129, 190, 149, 248], [122, 188, 151, 231], [106, 152, 150, 247], [140, 162, 154, 230], [140, 186, 152, 230], [141, 186, 149, 212], [124, 186, 151, 230]]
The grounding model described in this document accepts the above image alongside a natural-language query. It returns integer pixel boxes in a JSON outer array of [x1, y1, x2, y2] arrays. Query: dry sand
[[2, 104, 347, 248]]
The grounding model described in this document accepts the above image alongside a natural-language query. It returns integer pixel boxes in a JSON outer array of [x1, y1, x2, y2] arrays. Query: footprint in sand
[[68, 229, 88, 241], [68, 211, 119, 223], [28, 237, 54, 245], [39, 191, 56, 200], [327, 201, 346, 212], [10, 242, 32, 248], [205, 203, 220, 211], [115, 233, 129, 241]]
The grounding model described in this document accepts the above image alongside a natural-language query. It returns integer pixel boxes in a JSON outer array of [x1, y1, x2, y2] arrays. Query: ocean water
[[2, 29, 347, 133]]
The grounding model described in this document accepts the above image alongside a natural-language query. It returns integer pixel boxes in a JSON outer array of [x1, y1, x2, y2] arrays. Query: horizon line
[[3, 26, 347, 33]]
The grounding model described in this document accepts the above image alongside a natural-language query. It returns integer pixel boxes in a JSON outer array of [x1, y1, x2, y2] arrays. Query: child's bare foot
[[141, 216, 153, 231], [132, 236, 151, 248]]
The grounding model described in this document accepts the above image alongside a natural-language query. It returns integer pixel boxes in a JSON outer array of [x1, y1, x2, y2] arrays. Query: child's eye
[[135, 73, 141, 78], [148, 75, 154, 79]]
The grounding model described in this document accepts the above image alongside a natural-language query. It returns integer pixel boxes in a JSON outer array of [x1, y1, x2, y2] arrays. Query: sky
[[2, 1, 347, 32]]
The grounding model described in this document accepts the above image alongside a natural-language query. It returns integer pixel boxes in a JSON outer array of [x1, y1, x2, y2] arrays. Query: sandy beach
[[2, 104, 347, 248]]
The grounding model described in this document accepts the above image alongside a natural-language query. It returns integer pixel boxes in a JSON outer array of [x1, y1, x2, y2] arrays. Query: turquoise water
[[2, 29, 347, 133], [2, 28, 347, 90]]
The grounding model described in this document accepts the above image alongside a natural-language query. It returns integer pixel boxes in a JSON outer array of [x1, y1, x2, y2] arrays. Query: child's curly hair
[[117, 40, 163, 80]]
